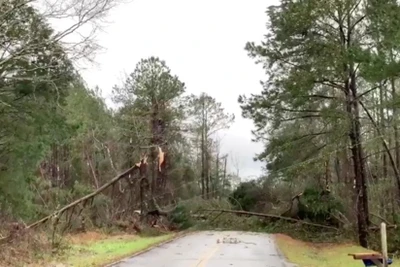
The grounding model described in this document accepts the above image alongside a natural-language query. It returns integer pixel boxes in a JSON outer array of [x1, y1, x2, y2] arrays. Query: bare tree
[[186, 93, 235, 198], [230, 153, 241, 178], [1, 0, 128, 74]]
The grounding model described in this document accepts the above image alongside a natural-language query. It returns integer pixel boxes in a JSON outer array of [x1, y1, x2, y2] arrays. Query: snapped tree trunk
[[150, 101, 160, 198], [84, 147, 99, 189]]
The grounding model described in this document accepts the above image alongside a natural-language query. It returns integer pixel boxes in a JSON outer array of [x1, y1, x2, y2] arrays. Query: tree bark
[[201, 97, 206, 198], [346, 71, 370, 248], [391, 78, 400, 169], [205, 112, 210, 199], [150, 101, 162, 198], [215, 152, 219, 198], [84, 148, 99, 189], [223, 155, 227, 189], [201, 121, 205, 198]]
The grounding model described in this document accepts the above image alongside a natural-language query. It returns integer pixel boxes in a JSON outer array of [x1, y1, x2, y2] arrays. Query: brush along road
[[109, 231, 297, 267]]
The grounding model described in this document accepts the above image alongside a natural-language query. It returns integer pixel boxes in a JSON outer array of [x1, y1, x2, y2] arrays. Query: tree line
[[6, 0, 400, 254], [0, 0, 238, 232], [240, 0, 400, 248]]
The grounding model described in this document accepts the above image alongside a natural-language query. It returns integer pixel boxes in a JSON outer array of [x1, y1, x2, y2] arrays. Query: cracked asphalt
[[109, 231, 296, 267]]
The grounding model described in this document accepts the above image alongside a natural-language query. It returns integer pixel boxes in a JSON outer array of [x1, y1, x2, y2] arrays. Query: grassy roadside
[[66, 233, 174, 267], [274, 234, 399, 267], [33, 231, 178, 267]]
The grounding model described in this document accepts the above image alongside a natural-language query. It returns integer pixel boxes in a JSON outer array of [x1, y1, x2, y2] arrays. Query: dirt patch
[[274, 234, 305, 245], [66, 231, 107, 244], [66, 231, 138, 245]]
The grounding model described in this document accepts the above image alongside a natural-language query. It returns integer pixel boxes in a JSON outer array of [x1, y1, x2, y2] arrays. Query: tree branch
[[359, 100, 400, 201], [299, 94, 338, 100]]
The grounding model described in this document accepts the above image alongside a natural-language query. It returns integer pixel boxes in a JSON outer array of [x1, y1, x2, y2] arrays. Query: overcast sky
[[78, 0, 275, 179]]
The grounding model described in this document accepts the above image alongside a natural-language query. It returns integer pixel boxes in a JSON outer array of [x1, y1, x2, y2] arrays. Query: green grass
[[63, 234, 174, 267], [275, 234, 399, 267]]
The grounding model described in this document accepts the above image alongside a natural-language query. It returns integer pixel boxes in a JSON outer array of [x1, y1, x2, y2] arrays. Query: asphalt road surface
[[109, 231, 296, 267]]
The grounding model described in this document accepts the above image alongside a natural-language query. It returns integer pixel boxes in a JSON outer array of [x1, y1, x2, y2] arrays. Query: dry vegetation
[[0, 229, 176, 267], [275, 234, 399, 267]]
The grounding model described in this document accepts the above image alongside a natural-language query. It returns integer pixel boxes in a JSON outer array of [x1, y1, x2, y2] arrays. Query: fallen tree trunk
[[199, 209, 339, 230], [0, 164, 140, 244], [146, 209, 170, 217], [199, 209, 396, 232], [369, 224, 397, 231], [27, 165, 140, 229]]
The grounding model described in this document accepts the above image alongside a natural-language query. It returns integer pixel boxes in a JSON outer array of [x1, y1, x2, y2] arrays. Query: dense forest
[[0, 0, 241, 249], [3, 0, 400, 265], [239, 0, 400, 250]]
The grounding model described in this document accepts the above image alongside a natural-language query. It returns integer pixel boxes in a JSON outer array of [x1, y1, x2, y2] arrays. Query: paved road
[[109, 231, 296, 267]]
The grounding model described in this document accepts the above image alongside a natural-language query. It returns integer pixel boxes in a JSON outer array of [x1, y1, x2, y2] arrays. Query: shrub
[[229, 181, 263, 211], [169, 204, 193, 230], [298, 187, 344, 225]]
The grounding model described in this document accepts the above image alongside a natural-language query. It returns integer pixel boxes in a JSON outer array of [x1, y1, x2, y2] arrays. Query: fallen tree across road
[[197, 208, 340, 230]]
